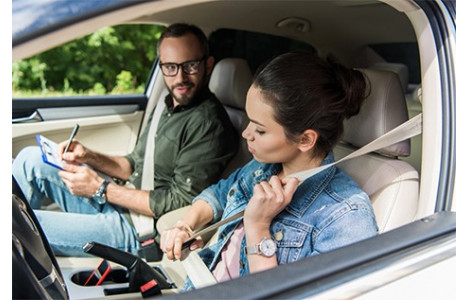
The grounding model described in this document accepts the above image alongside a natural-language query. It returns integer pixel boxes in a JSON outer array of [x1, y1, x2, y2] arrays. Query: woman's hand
[[243, 175, 299, 274], [244, 176, 299, 230], [160, 220, 205, 260]]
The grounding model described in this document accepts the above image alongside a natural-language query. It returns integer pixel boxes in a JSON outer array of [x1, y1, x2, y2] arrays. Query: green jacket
[[124, 87, 238, 225]]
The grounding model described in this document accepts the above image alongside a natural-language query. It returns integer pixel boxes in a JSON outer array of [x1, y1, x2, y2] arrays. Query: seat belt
[[180, 113, 422, 289], [130, 94, 166, 261]]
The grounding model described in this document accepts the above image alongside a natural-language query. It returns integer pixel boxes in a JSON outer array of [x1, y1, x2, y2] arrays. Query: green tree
[[13, 24, 165, 96]]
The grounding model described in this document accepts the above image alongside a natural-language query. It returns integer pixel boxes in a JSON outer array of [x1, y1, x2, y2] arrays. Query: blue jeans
[[12, 146, 140, 257]]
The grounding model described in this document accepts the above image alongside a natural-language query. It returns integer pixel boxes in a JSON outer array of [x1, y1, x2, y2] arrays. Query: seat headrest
[[370, 62, 409, 93], [209, 58, 252, 110], [342, 69, 410, 157]]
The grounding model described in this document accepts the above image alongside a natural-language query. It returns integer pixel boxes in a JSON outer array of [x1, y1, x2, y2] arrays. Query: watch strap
[[93, 179, 110, 204], [244, 244, 260, 255], [244, 237, 276, 257]]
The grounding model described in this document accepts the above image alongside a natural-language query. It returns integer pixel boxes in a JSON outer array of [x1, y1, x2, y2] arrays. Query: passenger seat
[[334, 69, 420, 233], [370, 62, 422, 173]]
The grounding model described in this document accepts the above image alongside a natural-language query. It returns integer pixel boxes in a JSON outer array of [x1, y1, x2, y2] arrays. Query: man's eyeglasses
[[159, 58, 206, 77]]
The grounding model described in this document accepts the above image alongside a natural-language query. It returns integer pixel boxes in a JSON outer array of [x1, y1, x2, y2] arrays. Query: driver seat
[[209, 57, 253, 178]]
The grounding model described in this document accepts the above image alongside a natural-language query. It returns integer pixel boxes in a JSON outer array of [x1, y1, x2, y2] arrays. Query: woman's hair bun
[[326, 55, 369, 119]]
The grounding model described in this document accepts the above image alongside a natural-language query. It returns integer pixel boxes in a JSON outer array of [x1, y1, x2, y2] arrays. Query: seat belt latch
[[137, 230, 163, 262], [140, 279, 161, 298]]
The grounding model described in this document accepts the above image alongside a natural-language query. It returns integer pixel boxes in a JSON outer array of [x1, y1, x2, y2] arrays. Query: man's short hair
[[157, 23, 209, 58]]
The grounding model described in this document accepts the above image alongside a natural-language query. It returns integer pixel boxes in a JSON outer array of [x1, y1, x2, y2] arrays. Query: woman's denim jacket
[[182, 153, 378, 291]]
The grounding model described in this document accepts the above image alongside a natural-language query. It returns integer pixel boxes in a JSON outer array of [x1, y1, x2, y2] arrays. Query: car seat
[[209, 57, 253, 178], [370, 62, 422, 173], [333, 68, 420, 233], [371, 62, 409, 93]]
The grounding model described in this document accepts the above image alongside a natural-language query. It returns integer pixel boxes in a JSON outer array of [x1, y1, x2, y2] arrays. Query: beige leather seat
[[209, 58, 253, 178], [403, 84, 422, 172], [370, 62, 422, 173], [334, 68, 419, 233], [371, 62, 409, 93]]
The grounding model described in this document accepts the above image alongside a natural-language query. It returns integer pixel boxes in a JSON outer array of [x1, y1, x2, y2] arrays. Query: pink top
[[211, 222, 245, 283]]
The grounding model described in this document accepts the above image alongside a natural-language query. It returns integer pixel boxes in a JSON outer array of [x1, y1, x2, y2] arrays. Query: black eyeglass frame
[[159, 57, 206, 77]]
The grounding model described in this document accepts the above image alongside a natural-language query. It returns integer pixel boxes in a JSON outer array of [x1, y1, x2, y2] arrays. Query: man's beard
[[167, 69, 208, 106], [169, 81, 197, 106]]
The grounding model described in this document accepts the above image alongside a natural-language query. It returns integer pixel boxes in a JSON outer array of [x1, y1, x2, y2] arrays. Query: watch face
[[260, 238, 276, 257], [94, 194, 106, 204], [93, 180, 109, 204]]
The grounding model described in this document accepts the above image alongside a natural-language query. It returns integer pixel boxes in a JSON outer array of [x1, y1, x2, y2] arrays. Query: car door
[[12, 2, 165, 158], [12, 94, 148, 158]]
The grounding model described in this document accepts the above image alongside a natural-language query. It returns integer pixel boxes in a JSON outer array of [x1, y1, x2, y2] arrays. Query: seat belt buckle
[[140, 279, 161, 298], [137, 230, 163, 262]]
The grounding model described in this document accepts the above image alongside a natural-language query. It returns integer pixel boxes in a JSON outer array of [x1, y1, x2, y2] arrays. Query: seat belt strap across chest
[[181, 113, 422, 288], [130, 94, 166, 260]]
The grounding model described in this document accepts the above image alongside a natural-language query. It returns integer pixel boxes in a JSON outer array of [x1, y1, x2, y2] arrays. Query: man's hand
[[58, 140, 88, 164], [59, 163, 103, 198]]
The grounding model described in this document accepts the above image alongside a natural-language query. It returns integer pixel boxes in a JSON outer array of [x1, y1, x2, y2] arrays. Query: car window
[[369, 42, 421, 84], [12, 24, 165, 98], [209, 28, 316, 74]]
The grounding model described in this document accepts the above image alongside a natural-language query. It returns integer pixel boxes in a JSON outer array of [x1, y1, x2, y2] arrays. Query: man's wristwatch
[[244, 237, 277, 257], [93, 179, 110, 204]]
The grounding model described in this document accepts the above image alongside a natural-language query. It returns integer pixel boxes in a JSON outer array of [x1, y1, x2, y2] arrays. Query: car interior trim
[[35, 104, 139, 121], [12, 95, 148, 120], [161, 211, 455, 299]]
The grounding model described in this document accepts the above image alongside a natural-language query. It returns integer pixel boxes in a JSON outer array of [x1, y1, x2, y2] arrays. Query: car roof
[[12, 0, 131, 45], [12, 0, 416, 62]]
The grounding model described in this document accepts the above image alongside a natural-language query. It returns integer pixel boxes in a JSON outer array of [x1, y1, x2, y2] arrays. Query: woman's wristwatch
[[244, 237, 277, 257]]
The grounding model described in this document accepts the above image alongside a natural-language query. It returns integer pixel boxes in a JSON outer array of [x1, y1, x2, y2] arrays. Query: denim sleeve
[[313, 196, 378, 254], [193, 166, 244, 223]]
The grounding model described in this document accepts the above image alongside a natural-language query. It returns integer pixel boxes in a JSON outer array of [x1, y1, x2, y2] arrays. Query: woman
[[160, 52, 378, 290]]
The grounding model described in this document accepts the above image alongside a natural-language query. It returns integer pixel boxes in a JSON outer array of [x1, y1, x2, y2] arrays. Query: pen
[[64, 124, 80, 153]]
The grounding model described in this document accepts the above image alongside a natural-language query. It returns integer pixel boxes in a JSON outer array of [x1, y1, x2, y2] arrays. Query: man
[[12, 23, 238, 259]]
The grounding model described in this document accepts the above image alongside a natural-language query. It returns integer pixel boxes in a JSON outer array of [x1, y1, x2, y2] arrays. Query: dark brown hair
[[252, 52, 369, 156], [157, 23, 209, 57]]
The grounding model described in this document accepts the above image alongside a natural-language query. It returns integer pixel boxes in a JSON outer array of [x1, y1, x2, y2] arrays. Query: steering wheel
[[12, 175, 69, 300]]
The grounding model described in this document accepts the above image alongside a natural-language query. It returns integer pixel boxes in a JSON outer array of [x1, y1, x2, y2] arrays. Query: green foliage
[[113, 70, 134, 93], [13, 24, 165, 96], [92, 83, 107, 95]]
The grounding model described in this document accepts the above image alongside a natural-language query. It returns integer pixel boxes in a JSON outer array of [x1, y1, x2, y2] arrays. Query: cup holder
[[71, 269, 128, 286]]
